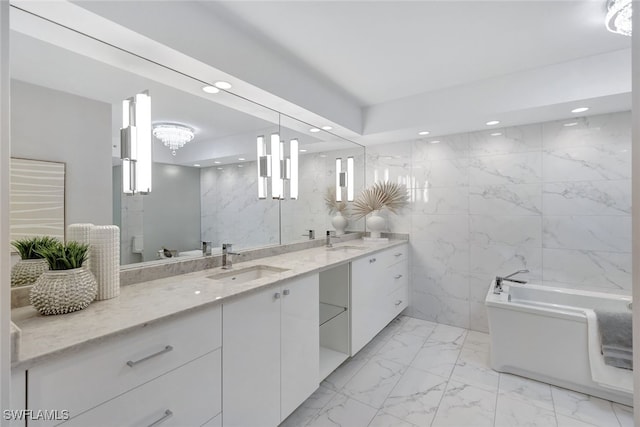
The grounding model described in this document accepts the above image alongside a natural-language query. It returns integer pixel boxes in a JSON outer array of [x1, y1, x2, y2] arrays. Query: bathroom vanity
[[10, 239, 409, 427]]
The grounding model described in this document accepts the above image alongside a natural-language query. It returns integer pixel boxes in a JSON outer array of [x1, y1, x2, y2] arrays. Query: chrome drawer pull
[[283, 289, 290, 296], [394, 253, 403, 257], [126, 345, 173, 367], [394, 274, 403, 279], [369, 258, 377, 263], [395, 300, 403, 306], [147, 410, 173, 427]]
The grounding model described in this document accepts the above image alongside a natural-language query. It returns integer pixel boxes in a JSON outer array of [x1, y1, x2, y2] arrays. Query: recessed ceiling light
[[490, 132, 503, 137], [430, 140, 441, 144], [418, 131, 430, 136], [319, 154, 327, 158], [300, 149, 308, 152], [238, 157, 245, 161], [486, 120, 500, 126], [322, 126, 333, 131], [214, 161, 221, 164], [217, 167, 223, 170], [310, 128, 320, 133], [571, 107, 589, 113], [237, 165, 243, 168], [193, 163, 201, 167], [214, 81, 232, 90], [202, 85, 220, 94], [564, 122, 579, 127]]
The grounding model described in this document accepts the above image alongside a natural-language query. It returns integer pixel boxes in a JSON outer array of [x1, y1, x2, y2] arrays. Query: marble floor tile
[[280, 385, 337, 427], [381, 366, 448, 426], [431, 381, 497, 427], [374, 332, 426, 366], [356, 332, 395, 361], [551, 386, 620, 427], [450, 347, 500, 392], [410, 341, 461, 379], [462, 330, 491, 352], [494, 395, 558, 427], [305, 392, 378, 427], [555, 414, 602, 427], [342, 356, 407, 408], [613, 403, 634, 427], [498, 373, 554, 411], [322, 355, 370, 392], [367, 411, 418, 427], [398, 317, 438, 338], [427, 323, 468, 345]]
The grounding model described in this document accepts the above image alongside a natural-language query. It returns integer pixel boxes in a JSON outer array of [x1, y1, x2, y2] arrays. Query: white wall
[[367, 111, 632, 332], [11, 80, 112, 228]]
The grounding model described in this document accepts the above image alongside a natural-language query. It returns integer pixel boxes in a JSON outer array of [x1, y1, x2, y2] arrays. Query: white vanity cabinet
[[26, 306, 222, 427], [222, 273, 319, 427], [351, 244, 409, 354]]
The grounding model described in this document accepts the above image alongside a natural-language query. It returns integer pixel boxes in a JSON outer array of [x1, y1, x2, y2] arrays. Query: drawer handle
[[369, 258, 377, 263], [274, 292, 281, 299], [394, 274, 403, 279], [395, 300, 403, 306], [147, 409, 173, 427], [394, 253, 403, 257], [283, 289, 290, 296], [126, 345, 174, 367]]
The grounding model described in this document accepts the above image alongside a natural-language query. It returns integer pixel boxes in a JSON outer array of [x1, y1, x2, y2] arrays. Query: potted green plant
[[30, 241, 97, 315], [10, 236, 59, 287]]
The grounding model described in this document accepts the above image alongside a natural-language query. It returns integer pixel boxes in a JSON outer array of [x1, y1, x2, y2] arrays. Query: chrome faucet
[[222, 243, 240, 269], [325, 230, 341, 248], [302, 230, 315, 240], [494, 269, 529, 294]]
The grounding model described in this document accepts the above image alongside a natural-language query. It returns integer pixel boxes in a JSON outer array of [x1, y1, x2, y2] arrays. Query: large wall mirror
[[9, 7, 365, 269]]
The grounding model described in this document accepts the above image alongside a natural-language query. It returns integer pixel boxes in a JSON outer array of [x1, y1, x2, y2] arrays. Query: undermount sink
[[326, 245, 366, 252], [207, 265, 289, 284]]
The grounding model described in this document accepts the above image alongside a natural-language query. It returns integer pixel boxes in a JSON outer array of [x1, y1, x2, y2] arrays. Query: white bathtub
[[485, 281, 633, 406]]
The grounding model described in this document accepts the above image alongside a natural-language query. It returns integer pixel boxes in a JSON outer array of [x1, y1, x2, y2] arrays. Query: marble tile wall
[[367, 112, 631, 332]]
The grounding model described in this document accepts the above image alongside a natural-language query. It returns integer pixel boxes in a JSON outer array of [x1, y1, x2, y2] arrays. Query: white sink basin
[[207, 265, 288, 284], [326, 245, 366, 252]]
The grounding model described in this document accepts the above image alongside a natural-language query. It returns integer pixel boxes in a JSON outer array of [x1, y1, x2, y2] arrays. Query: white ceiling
[[204, 0, 630, 107]]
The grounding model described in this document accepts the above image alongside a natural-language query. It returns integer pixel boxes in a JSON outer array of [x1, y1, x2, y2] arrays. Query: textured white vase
[[90, 225, 120, 301], [331, 212, 348, 236], [367, 210, 386, 238]]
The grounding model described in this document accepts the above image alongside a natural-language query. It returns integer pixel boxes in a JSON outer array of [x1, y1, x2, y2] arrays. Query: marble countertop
[[11, 238, 407, 370]]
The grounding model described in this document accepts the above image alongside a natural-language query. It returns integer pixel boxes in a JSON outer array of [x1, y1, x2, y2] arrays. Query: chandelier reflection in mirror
[[257, 134, 298, 200], [605, 0, 632, 36], [120, 91, 152, 195], [152, 123, 195, 155]]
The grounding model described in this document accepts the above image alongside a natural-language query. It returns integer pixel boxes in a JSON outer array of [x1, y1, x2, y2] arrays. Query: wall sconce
[[121, 91, 152, 194], [336, 156, 354, 202], [257, 134, 298, 200]]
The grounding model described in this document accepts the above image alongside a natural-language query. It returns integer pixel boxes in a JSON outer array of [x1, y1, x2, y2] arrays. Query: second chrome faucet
[[222, 243, 241, 269]]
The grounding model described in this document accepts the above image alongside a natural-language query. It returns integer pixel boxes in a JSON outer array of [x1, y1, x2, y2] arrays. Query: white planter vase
[[11, 258, 49, 288], [367, 210, 386, 238], [30, 267, 97, 315], [331, 212, 348, 236]]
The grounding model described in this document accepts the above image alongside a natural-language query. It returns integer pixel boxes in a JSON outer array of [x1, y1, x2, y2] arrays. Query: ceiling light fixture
[[430, 140, 441, 144], [202, 85, 220, 94], [571, 107, 590, 113], [238, 157, 245, 161], [193, 164, 200, 167], [214, 161, 221, 164], [490, 132, 503, 137], [418, 131, 430, 136], [486, 120, 500, 126], [310, 128, 320, 133], [153, 123, 195, 155], [564, 122, 579, 127], [605, 0, 632, 36], [300, 149, 308, 152], [214, 81, 232, 90], [322, 126, 333, 131]]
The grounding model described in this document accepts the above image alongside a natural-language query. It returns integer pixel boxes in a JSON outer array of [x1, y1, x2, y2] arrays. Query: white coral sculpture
[[352, 181, 409, 220], [324, 187, 348, 215]]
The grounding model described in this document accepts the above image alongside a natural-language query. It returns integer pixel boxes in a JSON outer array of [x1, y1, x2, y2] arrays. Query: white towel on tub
[[585, 309, 633, 394]]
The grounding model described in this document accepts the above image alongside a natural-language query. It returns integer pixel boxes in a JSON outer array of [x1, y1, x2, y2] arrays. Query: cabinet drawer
[[62, 349, 221, 427], [29, 306, 221, 426], [389, 285, 409, 317], [380, 245, 408, 267], [386, 260, 408, 295]]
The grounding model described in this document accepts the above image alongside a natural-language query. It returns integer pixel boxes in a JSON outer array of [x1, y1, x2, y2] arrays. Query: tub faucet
[[494, 269, 529, 294], [222, 243, 240, 269]]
